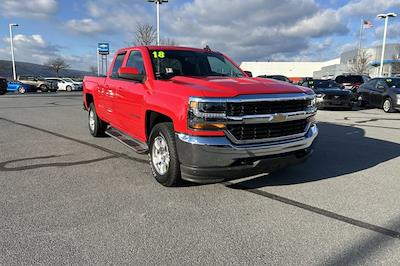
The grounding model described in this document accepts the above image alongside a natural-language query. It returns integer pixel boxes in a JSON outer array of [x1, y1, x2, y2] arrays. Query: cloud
[[0, 34, 96, 71], [65, 0, 153, 39], [66, 18, 107, 34], [375, 22, 400, 41], [339, 0, 400, 16], [1, 0, 57, 18], [0, 34, 59, 63], [163, 0, 348, 62]]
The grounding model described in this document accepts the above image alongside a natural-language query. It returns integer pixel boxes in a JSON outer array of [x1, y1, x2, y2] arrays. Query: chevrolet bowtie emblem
[[271, 113, 287, 122]]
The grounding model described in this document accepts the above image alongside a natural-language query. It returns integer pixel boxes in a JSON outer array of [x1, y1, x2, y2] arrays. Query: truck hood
[[169, 76, 312, 97]]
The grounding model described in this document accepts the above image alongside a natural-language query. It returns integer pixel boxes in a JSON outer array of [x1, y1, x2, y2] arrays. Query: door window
[[375, 80, 386, 91], [126, 51, 145, 75]]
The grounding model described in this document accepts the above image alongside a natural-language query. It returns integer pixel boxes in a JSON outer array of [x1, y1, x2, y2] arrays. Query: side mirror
[[244, 71, 253, 77], [118, 67, 145, 82]]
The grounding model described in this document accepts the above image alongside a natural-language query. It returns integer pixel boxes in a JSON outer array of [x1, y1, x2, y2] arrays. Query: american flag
[[363, 20, 373, 29]]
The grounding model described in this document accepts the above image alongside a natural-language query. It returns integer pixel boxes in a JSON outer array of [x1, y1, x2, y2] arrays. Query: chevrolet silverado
[[83, 46, 318, 186]]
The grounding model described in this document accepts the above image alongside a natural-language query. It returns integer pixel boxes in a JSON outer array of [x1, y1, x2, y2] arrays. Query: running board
[[105, 127, 149, 154]]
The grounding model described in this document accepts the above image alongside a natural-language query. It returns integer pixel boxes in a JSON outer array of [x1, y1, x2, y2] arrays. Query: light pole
[[148, 0, 168, 45], [377, 13, 397, 77], [9, 23, 19, 80]]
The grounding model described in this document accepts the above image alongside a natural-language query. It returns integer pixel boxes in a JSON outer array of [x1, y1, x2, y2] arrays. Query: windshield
[[309, 80, 340, 89], [384, 78, 400, 88], [149, 50, 244, 79]]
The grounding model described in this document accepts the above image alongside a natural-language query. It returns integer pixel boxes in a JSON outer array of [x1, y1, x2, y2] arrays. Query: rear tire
[[383, 98, 395, 113], [40, 85, 48, 92], [148, 122, 181, 187], [66, 86, 72, 92], [88, 103, 107, 137]]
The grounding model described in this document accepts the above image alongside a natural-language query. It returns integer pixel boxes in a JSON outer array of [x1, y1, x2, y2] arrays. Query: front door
[[372, 80, 386, 107], [113, 50, 147, 141]]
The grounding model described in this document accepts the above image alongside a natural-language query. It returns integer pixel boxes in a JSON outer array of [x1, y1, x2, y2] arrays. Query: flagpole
[[357, 19, 363, 61]]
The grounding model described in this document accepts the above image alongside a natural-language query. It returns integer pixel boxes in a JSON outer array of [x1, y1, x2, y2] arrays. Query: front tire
[[383, 98, 395, 113], [66, 86, 72, 92], [149, 122, 181, 187], [18, 86, 26, 94], [88, 103, 107, 137]]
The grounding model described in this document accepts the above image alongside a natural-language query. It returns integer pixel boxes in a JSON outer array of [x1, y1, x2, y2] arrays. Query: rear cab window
[[111, 52, 127, 79]]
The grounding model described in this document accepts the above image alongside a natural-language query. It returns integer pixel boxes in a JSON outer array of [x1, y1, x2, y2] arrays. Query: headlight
[[310, 97, 316, 107], [316, 94, 324, 98], [397, 94, 400, 105], [188, 99, 227, 130]]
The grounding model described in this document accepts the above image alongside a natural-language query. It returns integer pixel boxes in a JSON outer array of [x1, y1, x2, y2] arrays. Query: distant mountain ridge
[[0, 60, 91, 79]]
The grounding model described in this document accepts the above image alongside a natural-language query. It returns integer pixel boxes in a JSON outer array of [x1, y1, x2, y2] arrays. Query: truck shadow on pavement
[[232, 122, 400, 188], [0, 154, 117, 172]]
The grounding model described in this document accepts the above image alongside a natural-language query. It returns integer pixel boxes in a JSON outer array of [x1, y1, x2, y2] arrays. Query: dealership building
[[240, 43, 400, 81]]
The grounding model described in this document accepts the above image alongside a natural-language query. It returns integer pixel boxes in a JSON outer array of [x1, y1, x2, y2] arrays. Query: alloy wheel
[[151, 135, 171, 175]]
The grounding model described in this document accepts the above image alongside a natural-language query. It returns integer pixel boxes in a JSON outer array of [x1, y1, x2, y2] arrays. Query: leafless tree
[[45, 57, 70, 77], [350, 49, 371, 75], [391, 45, 400, 75], [135, 23, 156, 46], [89, 65, 97, 74]]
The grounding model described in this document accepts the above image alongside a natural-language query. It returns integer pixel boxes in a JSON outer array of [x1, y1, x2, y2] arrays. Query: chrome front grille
[[222, 94, 316, 144], [323, 95, 349, 100], [227, 100, 310, 116], [227, 119, 308, 141]]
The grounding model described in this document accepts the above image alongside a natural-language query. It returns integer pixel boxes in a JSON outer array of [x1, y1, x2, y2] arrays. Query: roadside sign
[[98, 43, 110, 55]]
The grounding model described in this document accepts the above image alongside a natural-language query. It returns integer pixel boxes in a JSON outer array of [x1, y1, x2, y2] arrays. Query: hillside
[[0, 60, 91, 79]]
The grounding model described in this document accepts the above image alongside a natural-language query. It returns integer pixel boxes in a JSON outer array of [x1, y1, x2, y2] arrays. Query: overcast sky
[[0, 0, 399, 71]]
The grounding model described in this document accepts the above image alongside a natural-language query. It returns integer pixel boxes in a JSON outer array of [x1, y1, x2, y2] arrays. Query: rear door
[[112, 49, 147, 141], [98, 52, 127, 122]]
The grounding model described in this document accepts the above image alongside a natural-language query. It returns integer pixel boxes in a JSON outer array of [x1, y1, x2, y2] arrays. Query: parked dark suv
[[358, 77, 400, 112], [0, 77, 7, 95]]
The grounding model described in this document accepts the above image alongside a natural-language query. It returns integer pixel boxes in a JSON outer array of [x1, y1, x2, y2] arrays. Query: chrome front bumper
[[176, 124, 318, 183]]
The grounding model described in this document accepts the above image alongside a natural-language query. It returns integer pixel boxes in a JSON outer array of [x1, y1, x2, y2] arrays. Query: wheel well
[[384, 96, 391, 100], [146, 111, 173, 138], [86, 94, 94, 109]]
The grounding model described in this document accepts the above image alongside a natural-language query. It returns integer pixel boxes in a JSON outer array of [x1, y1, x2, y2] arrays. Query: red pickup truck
[[83, 46, 318, 186]]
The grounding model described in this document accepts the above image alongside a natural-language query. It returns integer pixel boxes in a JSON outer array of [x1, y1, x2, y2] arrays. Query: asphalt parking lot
[[1, 92, 400, 265]]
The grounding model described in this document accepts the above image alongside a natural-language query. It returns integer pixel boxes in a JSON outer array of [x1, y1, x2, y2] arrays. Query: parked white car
[[45, 78, 80, 91], [63, 78, 83, 90]]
